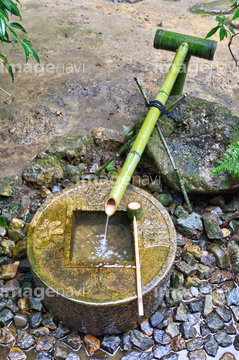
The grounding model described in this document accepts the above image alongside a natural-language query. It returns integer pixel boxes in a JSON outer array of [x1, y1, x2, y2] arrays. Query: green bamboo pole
[[92, 95, 185, 181], [105, 42, 189, 216], [134, 77, 192, 213]]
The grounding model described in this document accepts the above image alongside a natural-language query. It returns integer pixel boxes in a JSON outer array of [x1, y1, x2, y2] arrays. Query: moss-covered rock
[[64, 164, 85, 183], [191, 0, 234, 14], [12, 238, 27, 260], [228, 240, 239, 274], [156, 193, 173, 207], [46, 134, 94, 160], [91, 127, 124, 150], [8, 229, 25, 242], [136, 96, 239, 193], [202, 213, 223, 240], [22, 154, 63, 189], [209, 244, 229, 269], [0, 176, 21, 197]]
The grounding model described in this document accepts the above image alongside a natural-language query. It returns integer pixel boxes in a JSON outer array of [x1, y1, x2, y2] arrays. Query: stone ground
[[0, 132, 239, 360], [0, 0, 238, 179]]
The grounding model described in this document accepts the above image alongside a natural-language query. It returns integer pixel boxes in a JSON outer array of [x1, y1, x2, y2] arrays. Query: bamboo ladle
[[127, 201, 144, 316]]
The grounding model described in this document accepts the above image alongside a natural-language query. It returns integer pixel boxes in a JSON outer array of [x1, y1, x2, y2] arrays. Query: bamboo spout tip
[[105, 197, 117, 216]]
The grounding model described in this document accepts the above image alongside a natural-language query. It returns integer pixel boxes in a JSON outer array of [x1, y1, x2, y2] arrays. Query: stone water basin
[[27, 182, 176, 336]]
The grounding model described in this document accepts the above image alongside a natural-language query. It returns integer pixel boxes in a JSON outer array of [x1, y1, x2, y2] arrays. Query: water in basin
[[70, 211, 134, 266]]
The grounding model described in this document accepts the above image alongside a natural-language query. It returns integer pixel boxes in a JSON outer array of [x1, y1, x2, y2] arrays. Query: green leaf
[[1, 0, 12, 12], [230, 0, 239, 10], [225, 23, 236, 34], [8, 26, 19, 43], [122, 125, 130, 134], [8, 0, 20, 17], [0, 52, 7, 60], [0, 9, 9, 20], [216, 15, 227, 23], [232, 8, 239, 20], [21, 40, 29, 62], [4, 29, 9, 41], [1, 37, 12, 43], [21, 38, 40, 63], [0, 52, 13, 81], [205, 25, 220, 38], [219, 25, 227, 40], [0, 14, 6, 38], [9, 22, 26, 33], [1, 32, 13, 43]]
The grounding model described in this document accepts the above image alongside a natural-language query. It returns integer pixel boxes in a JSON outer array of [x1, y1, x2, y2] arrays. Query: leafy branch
[[0, 0, 39, 82], [205, 0, 239, 66]]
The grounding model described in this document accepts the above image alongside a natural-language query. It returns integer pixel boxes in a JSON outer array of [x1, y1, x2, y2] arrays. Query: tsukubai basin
[[27, 182, 176, 335]]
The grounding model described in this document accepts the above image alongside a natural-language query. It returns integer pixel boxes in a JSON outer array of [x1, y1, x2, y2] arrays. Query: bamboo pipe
[[134, 76, 192, 213], [105, 42, 189, 216]]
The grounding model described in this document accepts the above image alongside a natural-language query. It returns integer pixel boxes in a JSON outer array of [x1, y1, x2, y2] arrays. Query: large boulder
[[134, 96, 239, 194]]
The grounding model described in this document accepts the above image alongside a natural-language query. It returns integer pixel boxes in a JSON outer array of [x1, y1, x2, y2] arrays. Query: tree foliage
[[0, 0, 39, 82], [205, 0, 239, 66]]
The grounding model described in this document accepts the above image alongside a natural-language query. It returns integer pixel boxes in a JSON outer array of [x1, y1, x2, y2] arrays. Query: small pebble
[[63, 332, 82, 350], [14, 312, 28, 329], [83, 334, 100, 355], [0, 226, 7, 237], [7, 347, 26, 360]]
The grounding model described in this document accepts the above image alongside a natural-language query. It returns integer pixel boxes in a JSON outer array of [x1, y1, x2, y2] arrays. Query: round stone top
[[27, 182, 176, 304]]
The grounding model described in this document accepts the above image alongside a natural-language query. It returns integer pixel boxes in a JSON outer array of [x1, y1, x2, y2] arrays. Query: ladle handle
[[133, 216, 144, 316]]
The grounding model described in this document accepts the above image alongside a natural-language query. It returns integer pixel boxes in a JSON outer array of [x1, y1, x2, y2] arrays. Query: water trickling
[[70, 211, 134, 265], [103, 215, 109, 241]]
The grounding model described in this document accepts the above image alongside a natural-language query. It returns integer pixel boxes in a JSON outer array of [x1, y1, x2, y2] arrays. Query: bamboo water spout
[[105, 42, 189, 216]]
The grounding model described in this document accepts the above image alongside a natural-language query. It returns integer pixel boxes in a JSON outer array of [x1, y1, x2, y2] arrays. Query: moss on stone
[[133, 96, 239, 193], [23, 155, 64, 188]]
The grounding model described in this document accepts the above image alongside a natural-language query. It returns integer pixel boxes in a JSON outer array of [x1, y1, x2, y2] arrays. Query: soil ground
[[0, 0, 238, 178]]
